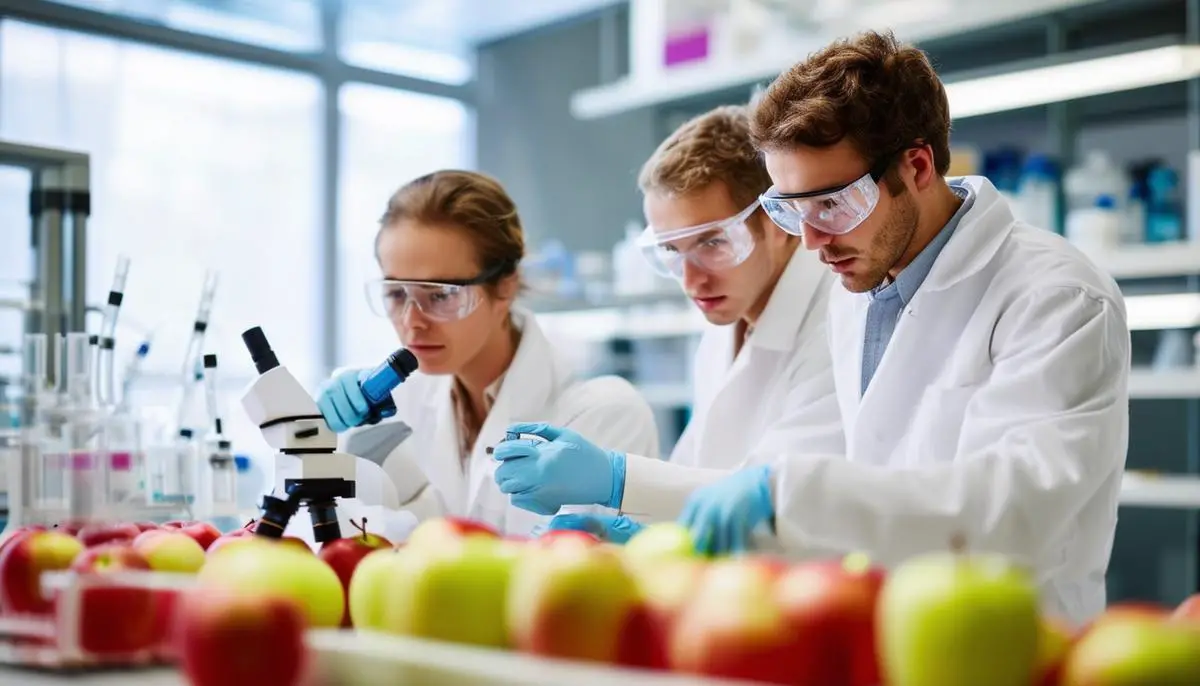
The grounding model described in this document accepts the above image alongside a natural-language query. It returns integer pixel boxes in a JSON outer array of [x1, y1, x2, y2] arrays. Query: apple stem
[[351, 517, 368, 542], [949, 533, 968, 555]]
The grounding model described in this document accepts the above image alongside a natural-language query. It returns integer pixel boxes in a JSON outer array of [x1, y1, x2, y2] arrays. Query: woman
[[317, 170, 660, 537]]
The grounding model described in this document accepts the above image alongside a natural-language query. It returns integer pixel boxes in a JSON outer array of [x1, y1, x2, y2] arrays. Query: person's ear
[[494, 273, 520, 303]]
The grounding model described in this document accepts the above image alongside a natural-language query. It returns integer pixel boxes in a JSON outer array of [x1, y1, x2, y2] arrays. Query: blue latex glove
[[679, 464, 775, 556], [547, 513, 645, 544], [315, 368, 370, 433], [492, 422, 627, 515]]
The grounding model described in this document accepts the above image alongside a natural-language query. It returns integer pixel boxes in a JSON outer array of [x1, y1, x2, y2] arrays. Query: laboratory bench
[[0, 667, 182, 684]]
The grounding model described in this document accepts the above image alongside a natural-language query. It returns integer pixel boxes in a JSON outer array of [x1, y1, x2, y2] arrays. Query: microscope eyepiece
[[242, 326, 279, 374], [389, 348, 419, 378]]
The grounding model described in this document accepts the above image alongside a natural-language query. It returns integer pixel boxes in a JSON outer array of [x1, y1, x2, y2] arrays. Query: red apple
[[1062, 609, 1200, 685], [626, 557, 708, 669], [670, 559, 810, 685], [0, 530, 85, 614], [161, 521, 189, 529], [0, 526, 47, 558], [1035, 615, 1076, 686], [70, 544, 151, 574], [68, 544, 158, 654], [132, 531, 206, 573], [53, 519, 87, 536], [206, 529, 256, 557], [78, 522, 142, 548], [177, 522, 221, 551], [534, 529, 601, 546], [1079, 602, 1171, 636], [1172, 594, 1200, 623], [133, 522, 160, 533], [175, 586, 309, 686], [407, 516, 499, 550], [318, 519, 393, 627], [775, 554, 887, 686]]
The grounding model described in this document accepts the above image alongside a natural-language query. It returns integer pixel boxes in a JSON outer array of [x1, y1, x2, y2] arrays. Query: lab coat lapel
[[421, 377, 467, 509], [830, 291, 867, 451], [464, 313, 562, 518]]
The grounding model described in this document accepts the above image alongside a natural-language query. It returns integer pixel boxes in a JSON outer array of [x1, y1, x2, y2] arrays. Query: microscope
[[238, 326, 417, 543]]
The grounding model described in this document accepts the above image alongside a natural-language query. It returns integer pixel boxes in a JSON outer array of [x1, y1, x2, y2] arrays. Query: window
[[337, 83, 474, 368], [338, 2, 474, 85], [46, 0, 321, 52], [0, 20, 322, 450]]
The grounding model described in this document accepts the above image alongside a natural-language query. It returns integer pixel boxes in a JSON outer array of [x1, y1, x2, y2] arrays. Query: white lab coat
[[770, 176, 1129, 625], [339, 308, 660, 537], [620, 246, 844, 521]]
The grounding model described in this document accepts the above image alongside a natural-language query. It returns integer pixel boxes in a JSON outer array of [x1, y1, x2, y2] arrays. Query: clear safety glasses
[[758, 155, 896, 236], [636, 201, 759, 278], [365, 263, 511, 322]]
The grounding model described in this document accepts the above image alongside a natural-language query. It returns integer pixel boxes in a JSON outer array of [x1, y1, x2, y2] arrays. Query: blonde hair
[[638, 104, 772, 209]]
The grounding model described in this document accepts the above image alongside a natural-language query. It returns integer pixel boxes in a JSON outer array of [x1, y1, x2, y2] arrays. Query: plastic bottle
[[1145, 166, 1183, 243], [1064, 151, 1129, 215], [1014, 154, 1059, 233], [1065, 194, 1122, 253]]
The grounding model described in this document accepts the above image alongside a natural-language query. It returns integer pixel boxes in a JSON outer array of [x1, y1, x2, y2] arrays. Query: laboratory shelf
[[1091, 242, 1200, 280], [1128, 369, 1200, 399], [1120, 471, 1200, 509]]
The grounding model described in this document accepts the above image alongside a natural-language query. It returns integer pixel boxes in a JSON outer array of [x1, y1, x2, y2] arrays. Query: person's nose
[[399, 300, 428, 331], [803, 225, 833, 250], [681, 259, 709, 292]]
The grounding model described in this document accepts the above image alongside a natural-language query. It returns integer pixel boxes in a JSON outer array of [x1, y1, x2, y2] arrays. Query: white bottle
[[1065, 194, 1121, 254], [1014, 154, 1059, 233]]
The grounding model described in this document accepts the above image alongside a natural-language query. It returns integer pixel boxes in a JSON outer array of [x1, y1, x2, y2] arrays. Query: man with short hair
[[490, 105, 842, 530], [671, 31, 1129, 625]]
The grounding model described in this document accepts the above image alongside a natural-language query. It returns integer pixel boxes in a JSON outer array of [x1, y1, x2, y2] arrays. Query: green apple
[[1062, 612, 1200, 685], [378, 536, 517, 648], [197, 539, 344, 628], [347, 547, 401, 631], [878, 549, 1040, 686], [623, 522, 699, 562]]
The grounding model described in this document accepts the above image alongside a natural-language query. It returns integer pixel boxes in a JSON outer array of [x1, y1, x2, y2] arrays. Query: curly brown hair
[[638, 104, 772, 210], [750, 31, 951, 193]]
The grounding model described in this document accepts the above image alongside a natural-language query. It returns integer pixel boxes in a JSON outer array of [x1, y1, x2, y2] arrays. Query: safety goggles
[[365, 263, 512, 322], [759, 155, 894, 236], [636, 201, 759, 278]]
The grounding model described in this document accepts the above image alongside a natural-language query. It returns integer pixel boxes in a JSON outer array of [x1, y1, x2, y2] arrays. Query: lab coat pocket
[[908, 384, 977, 466]]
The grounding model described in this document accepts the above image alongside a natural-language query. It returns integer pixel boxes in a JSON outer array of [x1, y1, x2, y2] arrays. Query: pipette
[[173, 270, 218, 439], [116, 337, 151, 414], [96, 255, 130, 408]]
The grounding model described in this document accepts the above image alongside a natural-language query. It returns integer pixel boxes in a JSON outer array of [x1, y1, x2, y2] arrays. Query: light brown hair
[[638, 104, 772, 210], [750, 31, 951, 192], [376, 170, 524, 290]]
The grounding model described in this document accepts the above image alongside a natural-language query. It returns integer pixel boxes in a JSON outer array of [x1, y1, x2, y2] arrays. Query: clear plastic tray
[[0, 570, 195, 670], [308, 629, 763, 686]]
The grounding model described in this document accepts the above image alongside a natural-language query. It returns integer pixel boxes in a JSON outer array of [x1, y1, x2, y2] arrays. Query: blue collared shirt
[[860, 183, 976, 396]]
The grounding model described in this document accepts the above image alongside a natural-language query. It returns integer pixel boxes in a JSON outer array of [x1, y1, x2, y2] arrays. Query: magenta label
[[109, 452, 133, 471], [664, 28, 710, 67], [69, 452, 94, 470]]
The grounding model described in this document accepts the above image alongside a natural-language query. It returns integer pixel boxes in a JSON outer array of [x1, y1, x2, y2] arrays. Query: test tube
[[209, 440, 237, 517], [63, 332, 104, 521], [173, 271, 218, 438], [97, 255, 130, 408]]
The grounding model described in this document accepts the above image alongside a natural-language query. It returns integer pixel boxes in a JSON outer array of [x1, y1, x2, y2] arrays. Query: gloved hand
[[316, 368, 370, 433], [679, 464, 775, 557], [492, 422, 627, 515], [546, 513, 645, 544]]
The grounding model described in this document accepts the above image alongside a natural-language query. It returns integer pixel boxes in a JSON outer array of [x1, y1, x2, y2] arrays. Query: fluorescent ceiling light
[[946, 44, 1200, 119], [1124, 293, 1200, 331]]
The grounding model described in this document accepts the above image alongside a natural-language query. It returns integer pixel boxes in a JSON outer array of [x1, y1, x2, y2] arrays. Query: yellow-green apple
[[347, 547, 402, 630], [69, 544, 157, 654], [508, 540, 645, 664], [176, 522, 222, 551], [78, 521, 142, 548], [775, 553, 887, 686], [626, 557, 707, 669], [1174, 594, 1200, 623], [406, 516, 499, 551], [319, 520, 392, 626], [1035, 615, 1076, 686], [1061, 611, 1200, 685], [0, 529, 85, 614], [175, 586, 309, 686], [197, 539, 344, 628], [534, 529, 600, 546], [669, 559, 811, 684], [376, 536, 516, 648], [877, 547, 1040, 686], [624, 522, 699, 562], [132, 530, 206, 573]]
